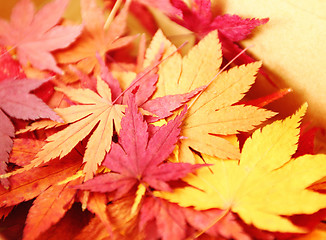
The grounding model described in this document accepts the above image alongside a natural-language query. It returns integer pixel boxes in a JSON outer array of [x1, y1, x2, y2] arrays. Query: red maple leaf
[[170, 0, 268, 40], [76, 94, 202, 198], [0, 78, 62, 187], [170, 0, 269, 78], [0, 0, 82, 74], [171, 0, 266, 39]]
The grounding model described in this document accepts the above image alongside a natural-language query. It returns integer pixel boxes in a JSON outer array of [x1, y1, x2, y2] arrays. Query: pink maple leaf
[[0, 0, 82, 74], [0, 78, 62, 187], [170, 0, 270, 80], [171, 0, 268, 39], [171, 0, 268, 40]]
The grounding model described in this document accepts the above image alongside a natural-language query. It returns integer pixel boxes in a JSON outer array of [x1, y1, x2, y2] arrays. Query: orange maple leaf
[[26, 77, 126, 181], [23, 178, 81, 240], [56, 0, 137, 75], [145, 30, 275, 163], [0, 147, 81, 209]]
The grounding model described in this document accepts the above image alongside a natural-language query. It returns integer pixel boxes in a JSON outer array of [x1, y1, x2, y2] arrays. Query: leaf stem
[[104, 0, 123, 30], [130, 183, 147, 216]]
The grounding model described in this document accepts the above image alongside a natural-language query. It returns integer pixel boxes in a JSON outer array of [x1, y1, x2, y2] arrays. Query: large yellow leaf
[[156, 104, 326, 233], [146, 30, 275, 162], [27, 78, 126, 181]]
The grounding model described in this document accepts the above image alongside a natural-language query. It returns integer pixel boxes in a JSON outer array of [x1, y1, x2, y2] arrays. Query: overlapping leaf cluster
[[0, 0, 326, 239]]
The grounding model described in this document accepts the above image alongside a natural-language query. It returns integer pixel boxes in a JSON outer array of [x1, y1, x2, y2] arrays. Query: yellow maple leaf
[[145, 30, 275, 163], [22, 78, 125, 181], [156, 104, 326, 233]]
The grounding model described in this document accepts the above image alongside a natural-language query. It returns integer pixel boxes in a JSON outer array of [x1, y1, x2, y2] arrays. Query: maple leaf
[[0, 0, 82, 74], [76, 94, 202, 198], [9, 138, 46, 167], [23, 179, 80, 240], [0, 79, 62, 187], [56, 0, 137, 75], [0, 79, 61, 122], [22, 77, 126, 181], [0, 153, 81, 209], [140, 194, 268, 240], [171, 0, 268, 40], [147, 30, 275, 162], [0, 140, 82, 239], [156, 104, 326, 233], [170, 0, 270, 80], [141, 195, 264, 240]]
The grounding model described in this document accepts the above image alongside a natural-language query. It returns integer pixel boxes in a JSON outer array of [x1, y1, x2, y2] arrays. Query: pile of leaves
[[1, 0, 326, 239]]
